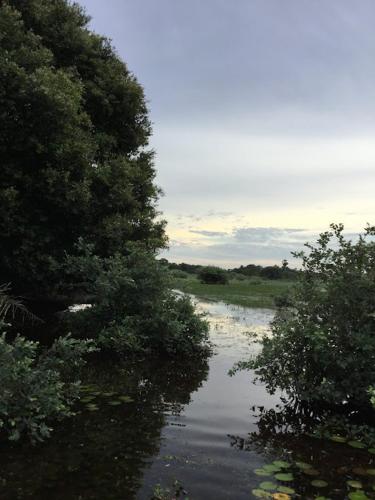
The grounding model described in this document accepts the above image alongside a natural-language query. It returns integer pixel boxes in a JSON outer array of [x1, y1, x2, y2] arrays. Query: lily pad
[[260, 482, 278, 491], [348, 441, 366, 449], [348, 491, 369, 500], [302, 468, 320, 476], [366, 468, 375, 475], [108, 400, 122, 406], [368, 448, 375, 454], [86, 404, 99, 411], [295, 461, 313, 470], [263, 464, 282, 473], [347, 481, 363, 489], [118, 396, 134, 403], [277, 486, 295, 494], [274, 473, 293, 482], [272, 494, 291, 500], [81, 396, 95, 402], [252, 489, 272, 498], [273, 461, 290, 469], [311, 480, 328, 488], [330, 435, 347, 443], [255, 469, 272, 477]]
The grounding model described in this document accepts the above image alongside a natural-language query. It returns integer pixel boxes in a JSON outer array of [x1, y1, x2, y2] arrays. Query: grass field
[[172, 275, 295, 309]]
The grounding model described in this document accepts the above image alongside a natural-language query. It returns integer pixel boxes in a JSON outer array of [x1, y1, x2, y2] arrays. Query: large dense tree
[[0, 0, 165, 301]]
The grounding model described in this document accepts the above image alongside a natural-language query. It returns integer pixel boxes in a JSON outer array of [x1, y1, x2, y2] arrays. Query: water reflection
[[0, 356, 209, 499]]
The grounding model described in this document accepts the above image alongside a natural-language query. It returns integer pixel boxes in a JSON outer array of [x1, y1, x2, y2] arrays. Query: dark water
[[1, 297, 375, 499]]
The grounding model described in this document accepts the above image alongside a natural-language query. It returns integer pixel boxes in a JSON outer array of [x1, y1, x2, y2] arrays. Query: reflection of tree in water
[[0, 355, 209, 500], [228, 405, 375, 499]]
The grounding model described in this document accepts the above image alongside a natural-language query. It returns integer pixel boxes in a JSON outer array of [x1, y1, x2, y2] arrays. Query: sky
[[78, 0, 375, 267]]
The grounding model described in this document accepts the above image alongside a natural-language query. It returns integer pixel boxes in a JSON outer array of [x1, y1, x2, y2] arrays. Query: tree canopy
[[0, 0, 165, 300]]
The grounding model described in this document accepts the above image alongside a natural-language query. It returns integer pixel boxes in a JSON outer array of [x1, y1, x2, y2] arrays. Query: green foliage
[[64, 243, 209, 356], [172, 273, 292, 309], [0, 330, 96, 443], [0, 0, 165, 299], [241, 224, 375, 409], [198, 266, 229, 285]]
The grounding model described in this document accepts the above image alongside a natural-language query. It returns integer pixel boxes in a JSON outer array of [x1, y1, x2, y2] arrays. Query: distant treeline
[[161, 259, 299, 280]]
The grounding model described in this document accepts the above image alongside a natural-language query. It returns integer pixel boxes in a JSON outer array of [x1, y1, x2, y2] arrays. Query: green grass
[[172, 275, 295, 309]]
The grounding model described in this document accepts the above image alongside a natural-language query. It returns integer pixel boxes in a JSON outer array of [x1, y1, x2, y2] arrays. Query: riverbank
[[172, 275, 294, 308]]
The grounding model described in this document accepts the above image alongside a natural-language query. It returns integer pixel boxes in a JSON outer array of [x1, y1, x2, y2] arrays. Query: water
[[1, 297, 375, 499]]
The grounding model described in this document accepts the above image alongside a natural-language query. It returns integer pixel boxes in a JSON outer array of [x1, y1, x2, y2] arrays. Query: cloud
[[233, 227, 305, 244], [189, 229, 229, 237]]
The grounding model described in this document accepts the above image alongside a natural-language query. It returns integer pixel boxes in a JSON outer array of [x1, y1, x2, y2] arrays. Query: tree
[[240, 224, 375, 410], [198, 266, 228, 285], [0, 0, 165, 302]]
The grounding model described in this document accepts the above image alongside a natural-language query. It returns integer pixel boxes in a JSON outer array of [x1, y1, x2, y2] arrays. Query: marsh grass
[[172, 275, 293, 309]]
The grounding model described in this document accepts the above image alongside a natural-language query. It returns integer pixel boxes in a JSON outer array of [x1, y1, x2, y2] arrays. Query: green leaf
[[255, 469, 272, 477], [348, 441, 366, 449], [259, 481, 278, 491], [311, 480, 328, 488], [348, 491, 369, 500], [252, 489, 272, 498], [347, 481, 363, 489], [274, 473, 293, 482], [277, 486, 295, 494], [330, 435, 347, 443], [302, 468, 320, 476], [295, 461, 313, 470], [273, 460, 290, 469]]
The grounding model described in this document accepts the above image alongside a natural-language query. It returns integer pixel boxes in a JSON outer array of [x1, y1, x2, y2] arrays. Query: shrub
[[0, 330, 96, 442], [238, 224, 375, 410], [64, 242, 209, 356], [198, 266, 228, 285]]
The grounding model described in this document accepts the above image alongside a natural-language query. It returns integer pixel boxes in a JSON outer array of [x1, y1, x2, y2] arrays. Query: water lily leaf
[[348, 491, 369, 500], [311, 480, 328, 488], [102, 392, 116, 397], [118, 396, 134, 403], [274, 473, 293, 482], [263, 464, 282, 473], [252, 489, 272, 498], [86, 404, 99, 411], [255, 469, 272, 476], [295, 461, 313, 470], [366, 468, 375, 475], [81, 396, 95, 403], [277, 486, 295, 494], [348, 441, 366, 449], [347, 481, 363, 489], [108, 400, 122, 406], [273, 461, 290, 469], [330, 435, 347, 443], [260, 481, 278, 491], [368, 448, 375, 454], [302, 468, 320, 476]]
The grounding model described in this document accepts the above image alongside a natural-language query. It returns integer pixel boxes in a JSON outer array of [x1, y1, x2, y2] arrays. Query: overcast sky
[[78, 0, 375, 267]]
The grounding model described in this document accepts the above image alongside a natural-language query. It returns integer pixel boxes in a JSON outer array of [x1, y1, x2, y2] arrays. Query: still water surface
[[1, 297, 375, 499]]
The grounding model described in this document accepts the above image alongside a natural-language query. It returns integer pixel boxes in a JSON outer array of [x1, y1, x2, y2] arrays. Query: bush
[[198, 266, 228, 285], [0, 330, 96, 443], [239, 224, 375, 410], [64, 242, 209, 356]]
